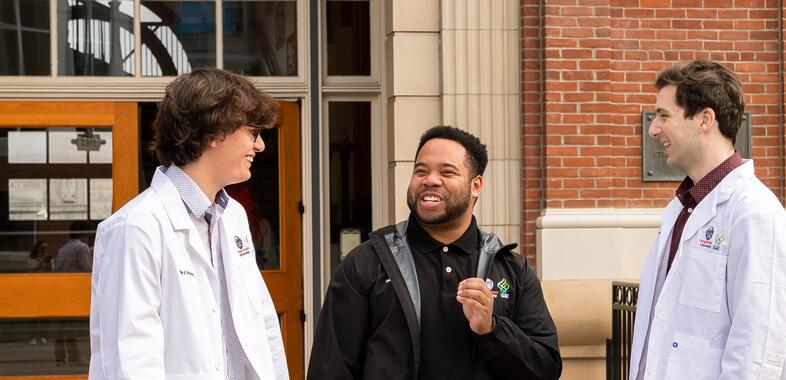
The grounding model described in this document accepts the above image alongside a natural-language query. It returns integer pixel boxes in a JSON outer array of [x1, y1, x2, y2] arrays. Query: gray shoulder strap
[[476, 230, 502, 279], [384, 220, 421, 325]]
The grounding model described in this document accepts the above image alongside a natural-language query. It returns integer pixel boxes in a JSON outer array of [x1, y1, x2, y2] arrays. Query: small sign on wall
[[641, 111, 751, 182]]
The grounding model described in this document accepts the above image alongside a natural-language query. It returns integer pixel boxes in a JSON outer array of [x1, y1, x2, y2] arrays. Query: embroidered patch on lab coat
[[697, 226, 726, 251]]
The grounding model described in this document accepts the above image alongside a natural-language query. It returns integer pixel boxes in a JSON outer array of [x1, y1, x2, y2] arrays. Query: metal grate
[[607, 281, 638, 380]]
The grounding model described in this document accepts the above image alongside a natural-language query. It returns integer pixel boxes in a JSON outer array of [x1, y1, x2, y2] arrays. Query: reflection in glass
[[0, 0, 50, 75], [58, 0, 136, 76], [49, 131, 87, 163], [8, 131, 47, 163], [223, 0, 297, 76], [89, 178, 112, 220], [1, 128, 107, 273], [8, 179, 48, 221], [140, 0, 216, 76], [88, 131, 112, 163], [0, 318, 89, 375], [326, 0, 370, 76], [49, 179, 88, 220], [328, 102, 371, 274]]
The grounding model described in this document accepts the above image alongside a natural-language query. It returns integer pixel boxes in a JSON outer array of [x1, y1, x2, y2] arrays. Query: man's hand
[[457, 277, 494, 335]]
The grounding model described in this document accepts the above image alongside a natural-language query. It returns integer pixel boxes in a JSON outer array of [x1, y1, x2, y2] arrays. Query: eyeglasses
[[246, 124, 265, 142]]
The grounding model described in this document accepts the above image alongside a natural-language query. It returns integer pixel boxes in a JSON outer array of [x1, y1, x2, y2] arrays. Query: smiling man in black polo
[[308, 125, 561, 380]]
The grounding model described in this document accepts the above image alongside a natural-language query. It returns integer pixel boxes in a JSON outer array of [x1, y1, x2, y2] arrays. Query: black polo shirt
[[407, 214, 480, 379]]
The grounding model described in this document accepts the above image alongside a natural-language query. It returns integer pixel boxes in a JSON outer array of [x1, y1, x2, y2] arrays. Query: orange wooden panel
[[0, 274, 90, 318], [0, 102, 115, 127], [112, 102, 139, 211], [1, 376, 85, 380]]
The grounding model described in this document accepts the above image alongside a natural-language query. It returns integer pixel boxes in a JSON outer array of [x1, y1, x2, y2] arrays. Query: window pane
[[326, 0, 369, 76], [0, 318, 90, 375], [8, 131, 47, 163], [223, 0, 297, 76], [0, 0, 50, 75], [1, 128, 108, 273], [328, 101, 371, 274], [58, 0, 136, 76], [140, 0, 216, 76]]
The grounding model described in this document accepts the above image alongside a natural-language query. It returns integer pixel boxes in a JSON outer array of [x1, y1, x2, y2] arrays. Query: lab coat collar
[[679, 159, 754, 245], [150, 166, 215, 271]]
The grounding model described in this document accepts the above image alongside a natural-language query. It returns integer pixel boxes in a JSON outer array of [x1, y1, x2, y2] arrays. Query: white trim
[[298, 94, 316, 370], [536, 208, 664, 229]]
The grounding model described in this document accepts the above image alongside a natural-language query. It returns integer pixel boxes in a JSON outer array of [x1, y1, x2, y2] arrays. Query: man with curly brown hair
[[89, 68, 289, 380]]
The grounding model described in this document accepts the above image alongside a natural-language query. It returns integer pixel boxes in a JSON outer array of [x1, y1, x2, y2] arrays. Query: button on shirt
[[164, 165, 249, 380], [407, 215, 480, 380]]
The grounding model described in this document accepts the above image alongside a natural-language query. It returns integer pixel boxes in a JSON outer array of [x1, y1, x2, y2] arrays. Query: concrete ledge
[[537, 208, 660, 280], [536, 208, 663, 229]]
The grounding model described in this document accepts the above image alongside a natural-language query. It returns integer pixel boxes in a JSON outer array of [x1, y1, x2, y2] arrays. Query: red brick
[[563, 157, 597, 167], [561, 6, 595, 16], [639, 19, 671, 29], [564, 199, 598, 208], [547, 146, 579, 156]]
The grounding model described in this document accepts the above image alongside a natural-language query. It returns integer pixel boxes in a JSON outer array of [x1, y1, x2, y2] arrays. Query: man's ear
[[471, 175, 484, 198], [698, 107, 717, 132]]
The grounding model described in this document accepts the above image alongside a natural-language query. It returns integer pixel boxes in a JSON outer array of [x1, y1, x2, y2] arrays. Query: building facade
[[1, 0, 785, 379]]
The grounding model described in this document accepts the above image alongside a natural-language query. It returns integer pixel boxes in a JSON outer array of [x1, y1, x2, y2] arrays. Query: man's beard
[[406, 185, 472, 225]]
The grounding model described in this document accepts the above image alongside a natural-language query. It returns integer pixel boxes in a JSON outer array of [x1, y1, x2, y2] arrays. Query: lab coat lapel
[[217, 211, 246, 312], [150, 166, 216, 273]]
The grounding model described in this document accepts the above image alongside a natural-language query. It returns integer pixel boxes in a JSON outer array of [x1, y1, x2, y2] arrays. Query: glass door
[[0, 101, 138, 379]]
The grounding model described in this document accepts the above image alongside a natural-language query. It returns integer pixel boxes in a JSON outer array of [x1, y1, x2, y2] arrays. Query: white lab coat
[[89, 167, 289, 380], [630, 160, 786, 380]]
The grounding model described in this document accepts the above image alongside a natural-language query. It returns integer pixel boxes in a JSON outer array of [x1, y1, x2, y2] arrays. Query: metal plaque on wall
[[641, 111, 751, 181]]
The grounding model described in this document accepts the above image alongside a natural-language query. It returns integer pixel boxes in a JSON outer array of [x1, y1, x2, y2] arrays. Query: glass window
[[0, 317, 90, 374], [328, 101, 371, 273], [1, 127, 109, 273], [140, 0, 216, 76], [325, 0, 369, 76], [223, 0, 298, 76], [57, 0, 136, 76], [0, 0, 51, 75]]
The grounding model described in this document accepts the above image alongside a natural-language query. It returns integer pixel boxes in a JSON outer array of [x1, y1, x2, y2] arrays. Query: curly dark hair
[[151, 68, 279, 166], [655, 60, 745, 143], [415, 125, 488, 177]]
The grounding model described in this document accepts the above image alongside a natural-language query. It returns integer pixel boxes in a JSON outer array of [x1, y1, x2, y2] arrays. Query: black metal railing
[[607, 281, 638, 380]]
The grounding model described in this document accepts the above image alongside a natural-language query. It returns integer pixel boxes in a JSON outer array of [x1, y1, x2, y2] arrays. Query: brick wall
[[520, 0, 786, 261]]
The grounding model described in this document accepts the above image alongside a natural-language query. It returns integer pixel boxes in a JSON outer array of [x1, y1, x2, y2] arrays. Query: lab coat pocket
[[664, 332, 723, 380], [678, 249, 727, 312]]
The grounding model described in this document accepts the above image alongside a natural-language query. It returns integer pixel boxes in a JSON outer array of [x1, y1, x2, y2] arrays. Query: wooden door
[[0, 101, 304, 379], [0, 101, 138, 380], [263, 101, 304, 379]]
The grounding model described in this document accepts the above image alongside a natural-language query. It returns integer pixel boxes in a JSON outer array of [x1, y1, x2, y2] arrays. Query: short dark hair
[[152, 68, 279, 166], [655, 60, 745, 143], [415, 125, 488, 177]]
